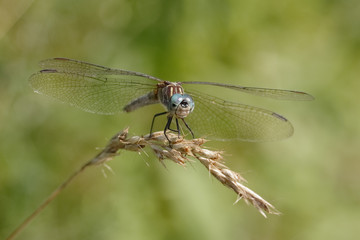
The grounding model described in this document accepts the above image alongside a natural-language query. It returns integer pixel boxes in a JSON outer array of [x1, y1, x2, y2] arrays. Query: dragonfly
[[29, 58, 314, 143]]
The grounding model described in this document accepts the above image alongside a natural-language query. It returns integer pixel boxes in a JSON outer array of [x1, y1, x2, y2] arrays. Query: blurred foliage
[[1, 0, 360, 239]]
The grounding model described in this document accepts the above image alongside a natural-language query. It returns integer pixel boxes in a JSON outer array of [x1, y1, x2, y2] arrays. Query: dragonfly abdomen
[[123, 91, 159, 112]]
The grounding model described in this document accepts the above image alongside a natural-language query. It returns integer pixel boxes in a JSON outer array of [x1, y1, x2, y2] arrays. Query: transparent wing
[[185, 90, 294, 141], [29, 58, 161, 114], [182, 81, 314, 101], [39, 58, 164, 81]]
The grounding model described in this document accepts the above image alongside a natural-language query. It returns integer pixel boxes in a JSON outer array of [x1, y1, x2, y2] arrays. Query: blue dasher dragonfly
[[29, 58, 313, 143]]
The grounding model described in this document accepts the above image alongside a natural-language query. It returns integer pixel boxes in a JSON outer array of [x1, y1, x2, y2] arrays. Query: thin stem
[[6, 163, 91, 240]]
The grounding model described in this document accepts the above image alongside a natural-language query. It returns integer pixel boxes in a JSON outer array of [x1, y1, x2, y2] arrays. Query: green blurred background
[[1, 0, 359, 239]]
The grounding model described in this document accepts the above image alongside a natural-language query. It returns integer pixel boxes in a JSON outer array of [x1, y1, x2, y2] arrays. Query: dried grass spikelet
[[91, 128, 280, 217], [6, 128, 279, 240]]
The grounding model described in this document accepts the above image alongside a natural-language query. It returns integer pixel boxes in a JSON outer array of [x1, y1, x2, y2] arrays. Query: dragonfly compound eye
[[182, 94, 195, 112], [169, 94, 183, 110]]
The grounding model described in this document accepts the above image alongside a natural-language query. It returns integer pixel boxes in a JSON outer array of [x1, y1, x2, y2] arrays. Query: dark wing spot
[[40, 69, 58, 73], [272, 112, 288, 122], [53, 57, 70, 61]]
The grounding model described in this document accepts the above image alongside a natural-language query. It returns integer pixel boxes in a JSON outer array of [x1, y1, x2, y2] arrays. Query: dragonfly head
[[169, 94, 195, 118]]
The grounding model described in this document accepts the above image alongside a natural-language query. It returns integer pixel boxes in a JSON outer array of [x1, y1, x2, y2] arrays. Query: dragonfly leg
[[168, 118, 180, 137], [150, 111, 168, 137], [164, 116, 173, 143], [175, 118, 180, 138], [181, 118, 195, 138]]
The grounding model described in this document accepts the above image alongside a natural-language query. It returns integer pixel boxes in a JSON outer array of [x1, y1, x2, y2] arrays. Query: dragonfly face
[[168, 93, 195, 118], [29, 58, 314, 143]]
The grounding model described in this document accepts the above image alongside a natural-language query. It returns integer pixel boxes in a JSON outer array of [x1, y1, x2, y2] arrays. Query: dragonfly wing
[[185, 90, 294, 141], [39, 58, 116, 74], [182, 81, 314, 101], [30, 59, 161, 114]]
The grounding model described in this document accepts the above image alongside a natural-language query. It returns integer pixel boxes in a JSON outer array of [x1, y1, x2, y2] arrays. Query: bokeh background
[[1, 0, 359, 239]]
